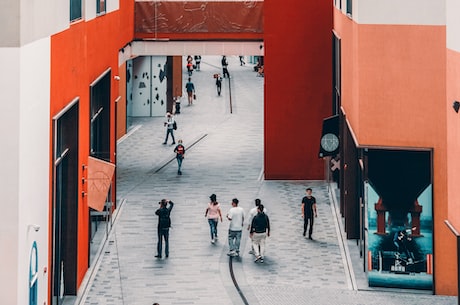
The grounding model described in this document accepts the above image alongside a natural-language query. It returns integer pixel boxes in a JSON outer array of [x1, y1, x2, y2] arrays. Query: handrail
[[445, 220, 460, 237]]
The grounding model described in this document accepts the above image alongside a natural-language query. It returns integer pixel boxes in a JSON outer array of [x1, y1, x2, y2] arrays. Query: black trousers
[[157, 228, 170, 257], [303, 216, 314, 237]]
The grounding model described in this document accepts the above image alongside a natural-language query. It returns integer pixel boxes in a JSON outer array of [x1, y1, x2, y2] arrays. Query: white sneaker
[[227, 251, 236, 256], [211, 239, 215, 244]]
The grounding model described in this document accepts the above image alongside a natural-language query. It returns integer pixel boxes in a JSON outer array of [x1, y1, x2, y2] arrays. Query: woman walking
[[205, 194, 223, 243], [185, 78, 195, 106]]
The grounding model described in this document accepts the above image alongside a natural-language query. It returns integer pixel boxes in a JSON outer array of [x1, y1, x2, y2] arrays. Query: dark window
[[90, 69, 111, 161], [346, 0, 352, 16], [332, 31, 341, 116], [52, 99, 79, 305], [70, 0, 82, 22], [97, 0, 106, 15]]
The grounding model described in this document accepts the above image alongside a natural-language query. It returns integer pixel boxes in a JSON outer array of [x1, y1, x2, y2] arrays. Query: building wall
[[0, 0, 68, 47], [50, 2, 134, 290], [264, 0, 332, 179], [334, 0, 458, 295], [0, 38, 51, 305], [0, 46, 21, 305], [445, 0, 460, 295]]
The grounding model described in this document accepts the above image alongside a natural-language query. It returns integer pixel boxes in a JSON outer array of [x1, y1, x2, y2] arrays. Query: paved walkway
[[77, 56, 457, 305]]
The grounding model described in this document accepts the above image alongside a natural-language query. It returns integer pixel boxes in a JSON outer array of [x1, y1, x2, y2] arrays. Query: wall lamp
[[28, 224, 40, 232], [453, 101, 460, 113]]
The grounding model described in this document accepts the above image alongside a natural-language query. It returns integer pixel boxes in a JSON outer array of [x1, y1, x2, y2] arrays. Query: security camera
[[29, 224, 40, 232], [114, 75, 121, 81]]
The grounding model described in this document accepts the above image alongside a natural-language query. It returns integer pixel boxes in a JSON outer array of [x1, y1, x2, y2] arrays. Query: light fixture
[[453, 101, 460, 113], [28, 224, 40, 232]]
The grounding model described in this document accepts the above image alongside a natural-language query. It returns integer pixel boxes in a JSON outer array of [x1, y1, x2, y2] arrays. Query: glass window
[[346, 0, 352, 16], [97, 0, 106, 15], [70, 0, 82, 22]]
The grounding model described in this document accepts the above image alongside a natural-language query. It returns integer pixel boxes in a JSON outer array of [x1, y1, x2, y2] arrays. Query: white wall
[[353, 0, 445, 25], [17, 37, 50, 305], [446, 0, 460, 52], [0, 0, 20, 47], [0, 37, 50, 305], [0, 46, 20, 305], [86, 0, 120, 21], [20, 0, 69, 46]]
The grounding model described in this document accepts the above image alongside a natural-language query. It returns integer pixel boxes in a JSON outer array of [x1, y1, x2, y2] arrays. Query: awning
[[87, 156, 116, 211]]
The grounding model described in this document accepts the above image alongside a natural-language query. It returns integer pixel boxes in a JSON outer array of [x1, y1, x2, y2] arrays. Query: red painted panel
[[135, 1, 263, 40], [264, 0, 332, 179]]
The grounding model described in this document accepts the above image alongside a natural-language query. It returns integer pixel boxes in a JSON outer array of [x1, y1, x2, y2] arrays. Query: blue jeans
[[228, 230, 242, 252], [157, 228, 169, 257], [164, 128, 175, 144], [176, 155, 183, 171], [208, 219, 218, 239]]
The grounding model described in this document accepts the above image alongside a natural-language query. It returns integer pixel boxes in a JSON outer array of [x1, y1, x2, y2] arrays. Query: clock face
[[320, 133, 339, 152]]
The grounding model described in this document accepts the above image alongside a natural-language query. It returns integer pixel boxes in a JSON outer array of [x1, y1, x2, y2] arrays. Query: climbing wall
[[131, 56, 167, 117]]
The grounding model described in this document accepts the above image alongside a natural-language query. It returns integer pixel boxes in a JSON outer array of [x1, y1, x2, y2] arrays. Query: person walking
[[250, 204, 270, 263], [214, 73, 222, 96], [185, 78, 195, 106], [205, 194, 223, 243], [247, 199, 267, 254], [162, 112, 176, 145], [173, 140, 185, 175], [155, 199, 174, 258], [186, 55, 193, 76], [226, 198, 244, 257], [221, 55, 230, 78], [194, 55, 201, 71], [301, 187, 317, 239], [239, 55, 245, 66]]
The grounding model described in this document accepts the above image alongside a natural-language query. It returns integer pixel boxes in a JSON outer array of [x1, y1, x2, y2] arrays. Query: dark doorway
[[89, 69, 113, 265], [52, 99, 79, 304]]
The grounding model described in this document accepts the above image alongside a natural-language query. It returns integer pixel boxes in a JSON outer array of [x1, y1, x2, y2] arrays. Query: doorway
[[89, 69, 114, 265], [51, 99, 79, 305]]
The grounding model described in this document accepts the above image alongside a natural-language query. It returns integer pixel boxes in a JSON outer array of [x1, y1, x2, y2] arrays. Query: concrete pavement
[[76, 56, 457, 305]]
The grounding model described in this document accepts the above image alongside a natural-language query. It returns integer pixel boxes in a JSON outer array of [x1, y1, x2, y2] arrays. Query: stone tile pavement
[[76, 56, 457, 305]]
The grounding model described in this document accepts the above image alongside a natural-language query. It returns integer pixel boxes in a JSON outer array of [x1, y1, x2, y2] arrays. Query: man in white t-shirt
[[227, 198, 245, 257]]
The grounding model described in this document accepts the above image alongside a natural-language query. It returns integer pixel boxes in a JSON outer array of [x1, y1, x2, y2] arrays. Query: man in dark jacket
[[250, 204, 270, 263], [155, 199, 174, 258]]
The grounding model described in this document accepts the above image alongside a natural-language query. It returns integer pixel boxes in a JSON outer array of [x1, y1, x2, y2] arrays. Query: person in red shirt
[[173, 139, 185, 175]]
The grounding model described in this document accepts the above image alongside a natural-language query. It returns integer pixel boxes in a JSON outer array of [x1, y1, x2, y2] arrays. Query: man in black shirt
[[301, 188, 317, 239], [250, 204, 270, 263], [155, 199, 174, 258]]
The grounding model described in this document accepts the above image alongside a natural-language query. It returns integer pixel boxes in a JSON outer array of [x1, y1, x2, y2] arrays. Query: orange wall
[[445, 47, 460, 295], [447, 48, 460, 229], [50, 1, 134, 293], [334, 8, 457, 295], [264, 0, 332, 179], [117, 62, 127, 140]]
